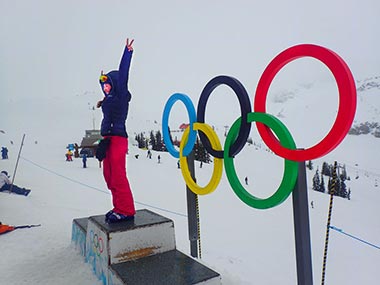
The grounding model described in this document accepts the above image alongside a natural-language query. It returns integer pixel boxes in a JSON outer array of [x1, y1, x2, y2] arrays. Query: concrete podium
[[72, 209, 220, 285]]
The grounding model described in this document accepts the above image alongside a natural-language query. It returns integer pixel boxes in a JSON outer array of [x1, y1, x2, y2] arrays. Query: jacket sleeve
[[118, 46, 133, 100], [0, 174, 11, 185]]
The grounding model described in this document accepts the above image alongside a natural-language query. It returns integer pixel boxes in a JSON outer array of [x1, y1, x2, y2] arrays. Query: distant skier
[[1, 147, 8, 159], [66, 150, 73, 161], [82, 154, 87, 168], [74, 143, 80, 158], [0, 171, 31, 196], [96, 38, 136, 223]]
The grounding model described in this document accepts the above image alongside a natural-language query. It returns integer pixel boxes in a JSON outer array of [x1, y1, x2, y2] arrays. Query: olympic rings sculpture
[[162, 44, 357, 209]]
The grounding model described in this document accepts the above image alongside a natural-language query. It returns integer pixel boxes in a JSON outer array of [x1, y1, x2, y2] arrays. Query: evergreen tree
[[134, 134, 139, 147], [339, 179, 348, 199], [135, 133, 147, 149], [320, 173, 326, 193], [328, 175, 343, 197], [327, 177, 331, 194], [194, 137, 211, 163], [340, 164, 348, 181], [155, 130, 164, 151], [327, 177, 334, 195], [312, 169, 321, 192], [173, 135, 180, 147], [335, 177, 341, 197], [322, 162, 331, 177], [311, 161, 350, 200], [149, 131, 156, 150], [194, 137, 201, 161]]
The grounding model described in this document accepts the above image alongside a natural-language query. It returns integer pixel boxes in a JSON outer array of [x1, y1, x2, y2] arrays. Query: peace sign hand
[[126, 38, 134, 51]]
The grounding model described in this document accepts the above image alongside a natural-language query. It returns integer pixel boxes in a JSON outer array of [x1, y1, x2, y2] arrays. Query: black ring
[[197, 75, 252, 158]]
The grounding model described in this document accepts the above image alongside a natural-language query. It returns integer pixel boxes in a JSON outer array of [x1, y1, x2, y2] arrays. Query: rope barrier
[[329, 225, 380, 250], [321, 161, 338, 285], [19, 156, 187, 218]]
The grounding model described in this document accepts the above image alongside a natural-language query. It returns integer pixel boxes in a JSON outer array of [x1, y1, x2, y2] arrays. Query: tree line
[[310, 161, 351, 200], [135, 129, 211, 163]]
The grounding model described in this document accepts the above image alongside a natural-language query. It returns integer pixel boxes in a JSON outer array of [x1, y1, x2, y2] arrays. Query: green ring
[[224, 112, 298, 209]]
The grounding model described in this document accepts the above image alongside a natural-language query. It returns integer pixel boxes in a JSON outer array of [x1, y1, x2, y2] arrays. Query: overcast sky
[[1, 0, 379, 139]]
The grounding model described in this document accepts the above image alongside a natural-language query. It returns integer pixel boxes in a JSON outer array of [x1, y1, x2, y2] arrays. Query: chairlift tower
[[88, 103, 96, 130]]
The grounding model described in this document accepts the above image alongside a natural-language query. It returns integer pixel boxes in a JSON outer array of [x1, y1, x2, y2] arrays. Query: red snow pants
[[103, 136, 136, 216]]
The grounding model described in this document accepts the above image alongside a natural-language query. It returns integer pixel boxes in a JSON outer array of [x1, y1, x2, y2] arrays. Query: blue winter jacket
[[99, 47, 133, 137]]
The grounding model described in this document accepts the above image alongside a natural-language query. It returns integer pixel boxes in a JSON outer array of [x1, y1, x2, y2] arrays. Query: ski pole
[[14, 224, 41, 229], [0, 224, 41, 235], [10, 134, 26, 193]]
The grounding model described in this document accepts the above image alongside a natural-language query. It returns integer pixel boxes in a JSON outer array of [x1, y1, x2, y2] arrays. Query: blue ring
[[162, 93, 197, 158]]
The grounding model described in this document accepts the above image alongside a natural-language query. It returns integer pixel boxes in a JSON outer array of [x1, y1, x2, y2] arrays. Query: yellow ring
[[179, 122, 223, 195]]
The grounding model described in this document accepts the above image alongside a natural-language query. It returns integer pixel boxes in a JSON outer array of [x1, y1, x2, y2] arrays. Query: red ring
[[254, 44, 356, 161]]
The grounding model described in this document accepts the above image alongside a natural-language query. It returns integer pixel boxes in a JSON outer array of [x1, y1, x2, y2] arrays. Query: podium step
[[87, 209, 176, 264], [71, 209, 221, 285], [109, 249, 221, 285], [71, 217, 88, 257]]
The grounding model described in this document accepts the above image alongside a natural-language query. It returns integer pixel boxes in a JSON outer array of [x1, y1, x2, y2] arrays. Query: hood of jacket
[[100, 70, 119, 97]]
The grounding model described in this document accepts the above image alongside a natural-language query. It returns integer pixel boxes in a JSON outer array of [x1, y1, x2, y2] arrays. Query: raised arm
[[118, 38, 134, 95]]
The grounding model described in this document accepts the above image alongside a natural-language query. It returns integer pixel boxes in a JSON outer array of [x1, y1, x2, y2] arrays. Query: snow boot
[[106, 212, 134, 224]]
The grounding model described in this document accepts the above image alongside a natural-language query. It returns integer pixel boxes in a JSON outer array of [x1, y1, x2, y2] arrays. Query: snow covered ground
[[0, 119, 379, 284]]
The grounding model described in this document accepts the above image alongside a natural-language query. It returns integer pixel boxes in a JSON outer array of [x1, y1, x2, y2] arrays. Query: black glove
[[96, 138, 111, 162]]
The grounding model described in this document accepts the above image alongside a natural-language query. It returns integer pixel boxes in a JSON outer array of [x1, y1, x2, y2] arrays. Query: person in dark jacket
[[0, 171, 31, 196], [1, 147, 8, 159], [82, 154, 87, 168], [96, 38, 136, 223]]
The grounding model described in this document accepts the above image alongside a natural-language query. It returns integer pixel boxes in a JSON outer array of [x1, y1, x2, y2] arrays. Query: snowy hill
[[1, 123, 380, 284], [356, 76, 380, 92], [349, 76, 380, 137]]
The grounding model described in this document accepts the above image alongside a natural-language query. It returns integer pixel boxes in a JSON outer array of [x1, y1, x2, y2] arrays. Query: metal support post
[[292, 161, 313, 285], [186, 150, 199, 258]]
